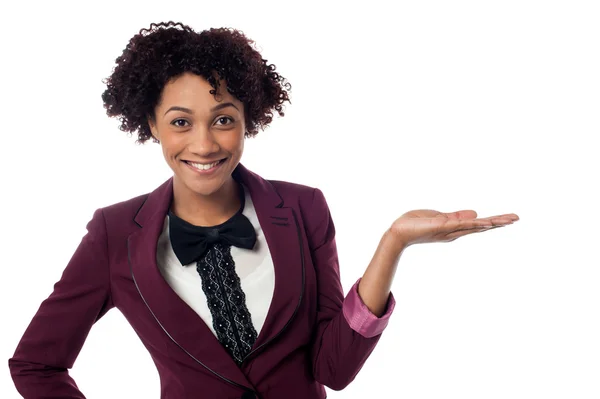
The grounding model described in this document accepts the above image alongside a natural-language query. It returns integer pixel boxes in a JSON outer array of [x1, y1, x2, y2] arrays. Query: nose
[[187, 127, 220, 155]]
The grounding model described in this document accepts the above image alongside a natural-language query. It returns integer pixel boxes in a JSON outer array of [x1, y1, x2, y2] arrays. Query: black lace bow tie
[[168, 190, 256, 266]]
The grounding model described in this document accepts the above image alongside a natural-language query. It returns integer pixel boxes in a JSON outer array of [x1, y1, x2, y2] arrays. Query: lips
[[183, 158, 227, 166], [184, 158, 226, 165], [183, 158, 226, 172]]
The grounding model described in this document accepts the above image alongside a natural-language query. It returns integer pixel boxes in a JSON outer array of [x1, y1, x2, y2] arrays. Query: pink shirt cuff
[[342, 277, 396, 338]]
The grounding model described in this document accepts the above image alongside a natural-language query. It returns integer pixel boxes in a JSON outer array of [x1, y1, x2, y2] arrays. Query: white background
[[1, 0, 599, 397]]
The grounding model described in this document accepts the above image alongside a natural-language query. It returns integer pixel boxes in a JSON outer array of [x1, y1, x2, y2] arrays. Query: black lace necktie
[[168, 187, 259, 365]]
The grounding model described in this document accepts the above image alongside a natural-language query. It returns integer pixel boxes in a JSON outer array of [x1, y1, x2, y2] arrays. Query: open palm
[[389, 209, 519, 247]]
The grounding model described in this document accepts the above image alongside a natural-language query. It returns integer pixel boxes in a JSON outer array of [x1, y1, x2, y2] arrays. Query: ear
[[147, 115, 160, 142]]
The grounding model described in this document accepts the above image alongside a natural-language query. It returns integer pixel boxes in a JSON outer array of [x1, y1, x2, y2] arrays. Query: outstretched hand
[[388, 209, 519, 249]]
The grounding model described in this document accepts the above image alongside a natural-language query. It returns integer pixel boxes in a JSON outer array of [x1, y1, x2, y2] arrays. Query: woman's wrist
[[382, 228, 409, 257]]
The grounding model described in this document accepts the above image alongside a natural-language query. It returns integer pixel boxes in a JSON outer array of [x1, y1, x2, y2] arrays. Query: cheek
[[221, 133, 244, 153]]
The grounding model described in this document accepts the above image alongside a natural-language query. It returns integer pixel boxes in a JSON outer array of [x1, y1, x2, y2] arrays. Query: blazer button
[[241, 390, 256, 399]]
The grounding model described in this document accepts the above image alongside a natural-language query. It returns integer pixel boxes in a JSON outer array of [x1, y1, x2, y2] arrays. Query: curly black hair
[[101, 21, 291, 145]]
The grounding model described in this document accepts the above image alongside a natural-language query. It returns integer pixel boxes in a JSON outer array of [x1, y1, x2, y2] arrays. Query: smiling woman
[[7, 19, 518, 399]]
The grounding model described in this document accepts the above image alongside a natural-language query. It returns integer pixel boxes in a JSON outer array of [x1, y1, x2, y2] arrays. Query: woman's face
[[148, 72, 246, 198]]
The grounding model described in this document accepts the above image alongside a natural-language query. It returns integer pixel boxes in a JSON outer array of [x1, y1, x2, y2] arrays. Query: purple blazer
[[9, 163, 395, 399]]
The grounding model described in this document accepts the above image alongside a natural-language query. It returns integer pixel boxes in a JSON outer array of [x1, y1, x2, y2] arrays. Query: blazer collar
[[128, 162, 304, 390]]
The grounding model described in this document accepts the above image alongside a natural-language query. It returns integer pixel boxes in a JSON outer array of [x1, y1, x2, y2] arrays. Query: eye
[[170, 116, 234, 128], [215, 116, 234, 126], [171, 119, 190, 128]]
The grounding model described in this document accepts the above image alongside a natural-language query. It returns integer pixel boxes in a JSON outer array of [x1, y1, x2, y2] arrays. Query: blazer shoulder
[[267, 179, 330, 231], [102, 192, 148, 213], [267, 179, 321, 207], [95, 192, 150, 227]]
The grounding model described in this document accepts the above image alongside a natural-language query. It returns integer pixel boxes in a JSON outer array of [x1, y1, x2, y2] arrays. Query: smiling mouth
[[183, 158, 226, 171]]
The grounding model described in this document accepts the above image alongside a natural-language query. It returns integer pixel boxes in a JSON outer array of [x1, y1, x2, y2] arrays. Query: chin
[[188, 179, 227, 196]]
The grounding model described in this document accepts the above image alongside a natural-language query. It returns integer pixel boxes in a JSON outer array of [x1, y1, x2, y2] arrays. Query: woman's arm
[[356, 230, 404, 317], [307, 188, 518, 392], [8, 208, 115, 398]]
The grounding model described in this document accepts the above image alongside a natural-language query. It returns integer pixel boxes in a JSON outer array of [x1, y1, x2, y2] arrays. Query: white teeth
[[188, 160, 221, 171]]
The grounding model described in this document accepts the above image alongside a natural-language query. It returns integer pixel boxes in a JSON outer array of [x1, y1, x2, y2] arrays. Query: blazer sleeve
[[8, 208, 115, 399], [307, 188, 396, 391]]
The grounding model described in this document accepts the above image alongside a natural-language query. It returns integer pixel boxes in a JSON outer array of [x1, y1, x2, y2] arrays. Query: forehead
[[159, 72, 240, 108]]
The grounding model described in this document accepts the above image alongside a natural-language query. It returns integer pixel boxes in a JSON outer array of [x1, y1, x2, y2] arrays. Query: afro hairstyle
[[101, 21, 292, 144]]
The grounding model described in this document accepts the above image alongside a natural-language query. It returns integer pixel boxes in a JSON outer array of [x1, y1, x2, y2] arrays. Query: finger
[[440, 215, 515, 234], [444, 218, 497, 230], [485, 217, 515, 226], [443, 218, 510, 233], [444, 210, 478, 220], [479, 213, 519, 222], [473, 215, 517, 226], [444, 225, 504, 240]]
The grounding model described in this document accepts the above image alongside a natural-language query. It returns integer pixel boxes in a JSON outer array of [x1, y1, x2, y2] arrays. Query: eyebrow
[[163, 102, 239, 116]]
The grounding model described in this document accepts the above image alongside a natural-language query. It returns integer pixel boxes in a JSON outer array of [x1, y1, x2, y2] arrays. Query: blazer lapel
[[127, 162, 304, 385]]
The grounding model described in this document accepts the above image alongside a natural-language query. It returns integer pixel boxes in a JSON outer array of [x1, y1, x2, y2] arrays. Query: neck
[[171, 175, 242, 227]]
